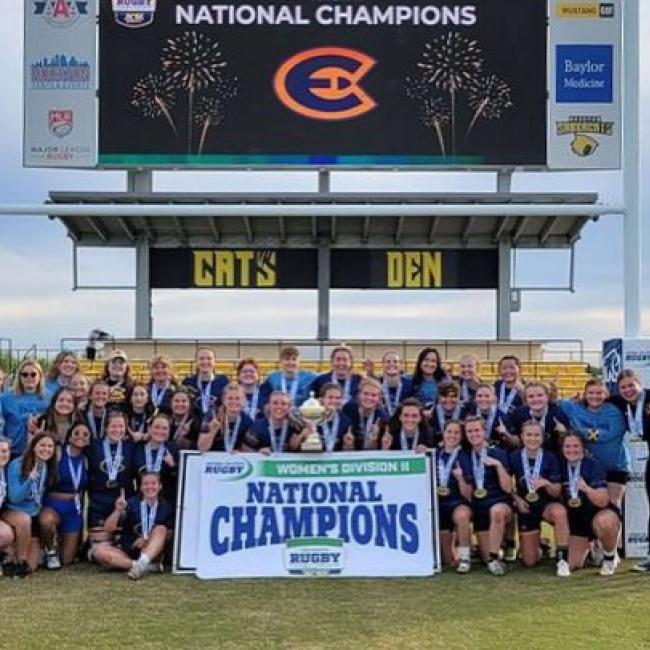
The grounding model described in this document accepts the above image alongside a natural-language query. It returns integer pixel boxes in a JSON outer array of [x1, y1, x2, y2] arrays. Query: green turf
[[2, 561, 650, 650]]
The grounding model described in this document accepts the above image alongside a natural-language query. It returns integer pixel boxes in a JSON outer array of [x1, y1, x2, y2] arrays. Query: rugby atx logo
[[111, 0, 157, 29], [273, 47, 376, 121]]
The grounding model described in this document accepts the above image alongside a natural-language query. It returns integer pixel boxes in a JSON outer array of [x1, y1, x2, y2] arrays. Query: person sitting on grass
[[93, 471, 173, 580]]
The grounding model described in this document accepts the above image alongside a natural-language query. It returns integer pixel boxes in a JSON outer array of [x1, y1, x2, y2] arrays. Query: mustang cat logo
[[273, 47, 377, 121]]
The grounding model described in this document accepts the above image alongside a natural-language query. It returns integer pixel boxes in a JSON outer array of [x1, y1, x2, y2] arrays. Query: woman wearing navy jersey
[[381, 398, 435, 452], [182, 347, 231, 422], [494, 355, 525, 415], [251, 391, 305, 454], [342, 378, 389, 450], [169, 388, 200, 450], [39, 422, 90, 568], [133, 414, 179, 507], [558, 379, 628, 508], [377, 350, 413, 417], [94, 472, 172, 580], [2, 432, 57, 576], [434, 420, 473, 572], [508, 381, 570, 454], [147, 355, 176, 413], [82, 381, 110, 440], [44, 351, 79, 398], [0, 359, 50, 458], [101, 349, 133, 406], [313, 383, 352, 452], [198, 383, 253, 453], [410, 347, 449, 408], [0, 437, 15, 571], [464, 415, 513, 576], [454, 354, 481, 405], [310, 346, 362, 405], [237, 357, 266, 420], [430, 381, 463, 439], [36, 387, 78, 444], [560, 433, 621, 575], [510, 420, 570, 576], [127, 382, 152, 443], [463, 383, 513, 449], [609, 370, 650, 571], [87, 411, 135, 552]]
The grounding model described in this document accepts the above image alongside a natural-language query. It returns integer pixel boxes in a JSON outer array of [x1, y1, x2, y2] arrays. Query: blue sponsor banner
[[556, 44, 613, 103], [602, 338, 622, 394]]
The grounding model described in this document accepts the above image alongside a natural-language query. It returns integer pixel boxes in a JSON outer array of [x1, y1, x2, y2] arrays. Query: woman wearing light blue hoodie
[[558, 378, 628, 508]]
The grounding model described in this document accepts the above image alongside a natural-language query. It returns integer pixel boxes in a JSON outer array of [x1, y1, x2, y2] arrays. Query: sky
[[0, 1, 649, 359]]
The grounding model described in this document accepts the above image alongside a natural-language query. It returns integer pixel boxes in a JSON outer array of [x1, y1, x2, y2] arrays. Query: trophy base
[[301, 433, 324, 453]]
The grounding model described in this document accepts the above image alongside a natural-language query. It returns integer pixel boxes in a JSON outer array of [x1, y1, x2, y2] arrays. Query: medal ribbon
[[472, 447, 487, 491], [320, 413, 340, 452], [145, 442, 166, 473], [400, 428, 420, 452], [88, 408, 106, 439], [103, 438, 123, 482], [627, 401, 644, 436], [498, 383, 517, 412], [66, 447, 84, 513], [521, 448, 544, 494], [140, 500, 158, 540], [567, 460, 582, 500], [0, 467, 7, 508], [438, 448, 459, 488], [332, 373, 352, 404], [281, 374, 300, 404], [31, 463, 47, 507], [244, 386, 260, 418], [382, 380, 403, 416], [225, 416, 241, 453], [269, 420, 289, 454]]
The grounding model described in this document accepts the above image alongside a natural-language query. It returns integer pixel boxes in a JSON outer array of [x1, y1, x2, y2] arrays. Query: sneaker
[[13, 561, 31, 579], [127, 558, 149, 580], [44, 549, 62, 571], [591, 541, 604, 567], [487, 559, 506, 576], [556, 559, 571, 578], [631, 559, 650, 573], [456, 559, 471, 574], [504, 546, 518, 563], [2, 561, 16, 578], [600, 559, 617, 577]]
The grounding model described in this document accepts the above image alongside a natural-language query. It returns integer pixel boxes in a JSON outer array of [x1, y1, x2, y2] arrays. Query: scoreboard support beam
[[497, 238, 512, 341], [317, 240, 331, 341], [129, 171, 153, 338]]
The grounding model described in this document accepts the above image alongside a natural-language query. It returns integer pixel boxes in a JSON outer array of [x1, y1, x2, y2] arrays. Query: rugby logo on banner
[[111, 0, 157, 29]]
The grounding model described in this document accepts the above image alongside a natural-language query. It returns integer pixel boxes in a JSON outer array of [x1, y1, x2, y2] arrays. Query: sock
[[506, 539, 516, 549], [603, 548, 616, 561], [489, 552, 499, 561], [139, 552, 151, 566], [458, 546, 470, 561], [555, 546, 568, 562]]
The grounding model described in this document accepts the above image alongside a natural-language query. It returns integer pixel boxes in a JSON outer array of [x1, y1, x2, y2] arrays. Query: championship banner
[[98, 0, 547, 168], [175, 452, 437, 578], [547, 0, 622, 169], [150, 248, 497, 289], [23, 0, 98, 167], [624, 441, 648, 559]]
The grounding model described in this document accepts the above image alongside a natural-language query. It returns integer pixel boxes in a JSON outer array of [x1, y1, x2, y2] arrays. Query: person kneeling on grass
[[464, 415, 513, 577], [560, 433, 622, 576], [510, 420, 571, 577], [93, 471, 172, 580]]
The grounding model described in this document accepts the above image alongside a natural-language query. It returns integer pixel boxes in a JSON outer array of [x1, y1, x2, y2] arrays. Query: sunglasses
[[21, 372, 38, 378]]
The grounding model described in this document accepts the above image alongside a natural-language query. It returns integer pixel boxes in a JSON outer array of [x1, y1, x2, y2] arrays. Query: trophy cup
[[298, 392, 327, 453]]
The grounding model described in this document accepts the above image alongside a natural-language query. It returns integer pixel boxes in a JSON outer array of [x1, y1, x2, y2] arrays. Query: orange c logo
[[273, 47, 377, 121]]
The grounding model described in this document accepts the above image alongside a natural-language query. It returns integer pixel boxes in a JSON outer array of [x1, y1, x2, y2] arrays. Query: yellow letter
[[404, 252, 420, 288], [215, 251, 234, 287], [193, 251, 214, 287], [256, 251, 276, 287], [423, 252, 442, 288], [235, 251, 254, 287], [386, 252, 403, 287]]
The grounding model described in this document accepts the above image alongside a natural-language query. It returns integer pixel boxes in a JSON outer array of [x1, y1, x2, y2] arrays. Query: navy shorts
[[88, 495, 115, 529], [568, 503, 622, 539], [438, 499, 470, 532], [43, 495, 83, 534], [472, 500, 512, 533]]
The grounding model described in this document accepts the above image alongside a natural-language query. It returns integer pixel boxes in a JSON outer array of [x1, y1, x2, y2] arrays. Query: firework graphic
[[415, 32, 483, 153], [466, 74, 513, 136], [193, 76, 238, 154], [161, 31, 229, 151], [419, 97, 451, 156], [131, 73, 178, 135]]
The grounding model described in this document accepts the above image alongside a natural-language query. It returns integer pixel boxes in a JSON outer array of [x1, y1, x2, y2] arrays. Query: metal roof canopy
[[48, 191, 600, 249]]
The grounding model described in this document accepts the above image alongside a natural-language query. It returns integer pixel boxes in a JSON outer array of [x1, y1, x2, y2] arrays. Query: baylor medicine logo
[[284, 537, 346, 576]]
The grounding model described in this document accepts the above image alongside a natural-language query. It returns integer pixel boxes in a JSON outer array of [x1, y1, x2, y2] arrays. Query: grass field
[[3, 560, 650, 650]]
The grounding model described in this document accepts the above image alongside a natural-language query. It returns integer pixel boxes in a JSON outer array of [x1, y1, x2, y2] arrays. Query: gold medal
[[437, 486, 450, 497], [473, 488, 488, 499], [525, 491, 539, 503], [568, 497, 582, 508], [106, 479, 119, 489]]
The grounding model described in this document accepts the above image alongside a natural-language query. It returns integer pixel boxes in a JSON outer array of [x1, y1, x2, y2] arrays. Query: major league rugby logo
[[112, 0, 157, 29], [33, 0, 88, 27], [48, 110, 74, 138]]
